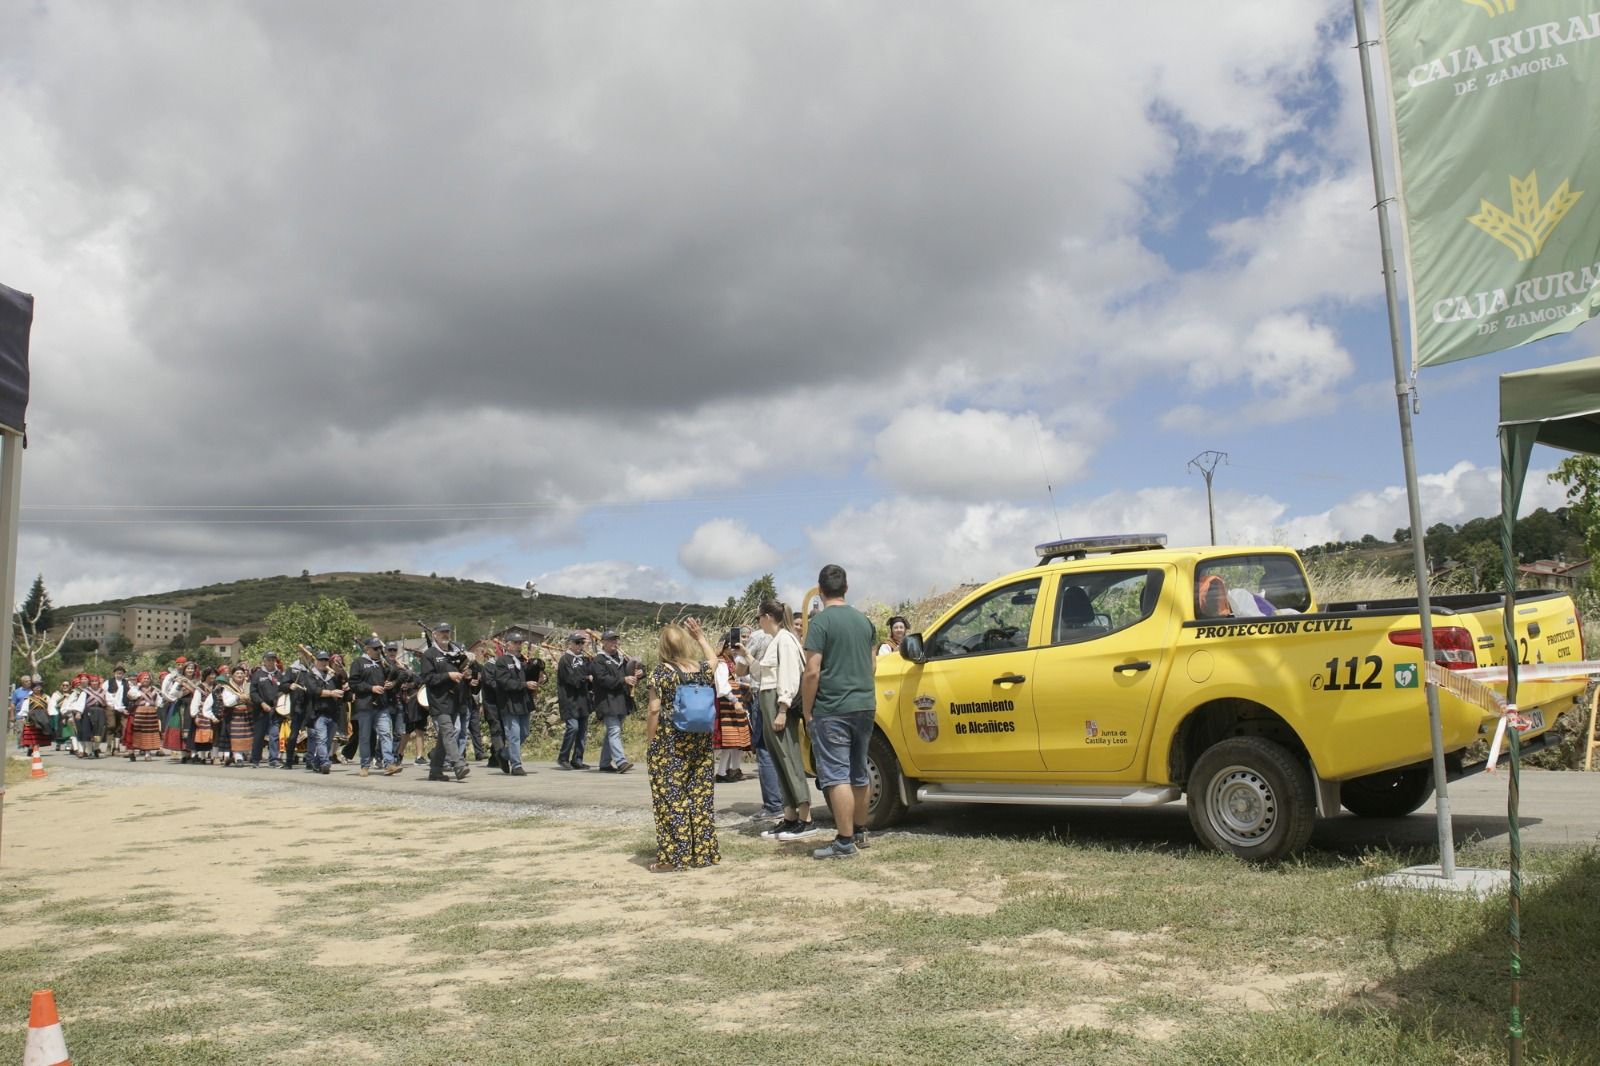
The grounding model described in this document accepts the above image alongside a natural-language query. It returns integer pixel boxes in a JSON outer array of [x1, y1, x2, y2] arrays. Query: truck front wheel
[[863, 730, 908, 830], [1187, 737, 1315, 861], [1339, 767, 1435, 818]]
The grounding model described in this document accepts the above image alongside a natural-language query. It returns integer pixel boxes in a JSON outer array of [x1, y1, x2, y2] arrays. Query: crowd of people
[[12, 563, 890, 873]]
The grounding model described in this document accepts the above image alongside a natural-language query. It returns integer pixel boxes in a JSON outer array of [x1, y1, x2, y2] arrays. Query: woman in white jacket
[[751, 600, 819, 839]]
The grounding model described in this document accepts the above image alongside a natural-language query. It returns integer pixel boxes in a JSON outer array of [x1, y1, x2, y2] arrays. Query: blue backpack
[[670, 668, 716, 733]]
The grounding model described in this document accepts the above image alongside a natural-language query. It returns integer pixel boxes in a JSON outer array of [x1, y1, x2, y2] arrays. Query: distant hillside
[[58, 571, 718, 640]]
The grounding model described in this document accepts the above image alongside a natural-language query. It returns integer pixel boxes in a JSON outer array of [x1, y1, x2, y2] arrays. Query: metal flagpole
[[0, 428, 24, 868], [1351, 0, 1455, 879]]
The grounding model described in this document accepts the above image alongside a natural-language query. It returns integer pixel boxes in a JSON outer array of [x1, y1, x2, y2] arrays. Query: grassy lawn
[[0, 774, 1594, 1065]]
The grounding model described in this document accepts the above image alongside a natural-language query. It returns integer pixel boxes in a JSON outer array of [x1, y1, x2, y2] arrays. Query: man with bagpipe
[[556, 631, 594, 770], [350, 636, 399, 777], [305, 650, 347, 775], [487, 630, 546, 776], [420, 621, 471, 782], [249, 650, 288, 768], [281, 650, 316, 771], [383, 641, 421, 764]]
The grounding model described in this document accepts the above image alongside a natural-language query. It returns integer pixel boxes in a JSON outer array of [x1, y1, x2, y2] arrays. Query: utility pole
[[1188, 451, 1227, 545]]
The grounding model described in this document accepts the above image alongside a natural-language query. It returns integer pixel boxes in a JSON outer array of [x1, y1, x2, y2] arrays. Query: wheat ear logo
[[1460, 0, 1516, 15], [1467, 171, 1583, 262]]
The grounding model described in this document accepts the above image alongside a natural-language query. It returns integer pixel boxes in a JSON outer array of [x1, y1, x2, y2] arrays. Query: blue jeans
[[356, 706, 393, 769], [754, 743, 784, 816], [598, 715, 626, 769], [559, 712, 588, 765], [503, 711, 529, 770], [809, 710, 874, 790], [308, 714, 336, 770]]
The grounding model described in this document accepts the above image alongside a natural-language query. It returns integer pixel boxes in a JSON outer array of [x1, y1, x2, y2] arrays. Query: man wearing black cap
[[420, 622, 470, 781], [382, 641, 415, 767], [556, 631, 593, 769], [350, 636, 396, 777], [281, 650, 314, 770], [306, 650, 347, 775], [249, 650, 288, 768], [489, 631, 538, 775], [590, 630, 636, 774]]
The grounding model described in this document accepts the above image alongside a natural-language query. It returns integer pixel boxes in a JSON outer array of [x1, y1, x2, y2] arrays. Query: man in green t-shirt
[[801, 564, 878, 859]]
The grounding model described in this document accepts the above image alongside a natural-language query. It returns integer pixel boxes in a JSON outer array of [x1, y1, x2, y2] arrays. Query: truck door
[[897, 576, 1045, 773], [1031, 565, 1176, 773]]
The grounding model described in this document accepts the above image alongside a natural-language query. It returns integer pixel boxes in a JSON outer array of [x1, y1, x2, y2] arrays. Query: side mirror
[[900, 633, 926, 664]]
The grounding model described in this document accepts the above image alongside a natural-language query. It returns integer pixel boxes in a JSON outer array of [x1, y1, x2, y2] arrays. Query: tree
[[13, 574, 73, 681], [1551, 456, 1600, 595], [20, 575, 54, 631], [243, 596, 366, 665], [729, 574, 778, 620]]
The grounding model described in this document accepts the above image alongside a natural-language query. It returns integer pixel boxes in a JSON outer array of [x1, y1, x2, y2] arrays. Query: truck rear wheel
[[1339, 767, 1435, 818], [1187, 737, 1315, 861], [864, 730, 908, 830]]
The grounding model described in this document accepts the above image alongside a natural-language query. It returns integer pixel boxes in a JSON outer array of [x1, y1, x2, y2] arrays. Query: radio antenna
[[1030, 415, 1064, 540]]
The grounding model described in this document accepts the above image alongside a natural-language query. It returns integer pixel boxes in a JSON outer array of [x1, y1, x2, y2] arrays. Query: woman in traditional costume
[[161, 659, 198, 757], [191, 668, 219, 763], [77, 676, 107, 758], [125, 671, 163, 760], [219, 665, 252, 766], [19, 679, 52, 755], [46, 679, 72, 752], [712, 635, 753, 783]]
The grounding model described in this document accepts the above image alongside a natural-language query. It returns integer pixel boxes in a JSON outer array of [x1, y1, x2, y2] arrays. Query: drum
[[275, 692, 292, 718]]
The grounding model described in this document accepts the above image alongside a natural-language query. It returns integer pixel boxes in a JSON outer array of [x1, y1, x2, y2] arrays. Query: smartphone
[[726, 627, 742, 648]]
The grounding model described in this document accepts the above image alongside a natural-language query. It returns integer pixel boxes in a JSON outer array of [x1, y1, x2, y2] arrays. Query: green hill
[[58, 571, 718, 642]]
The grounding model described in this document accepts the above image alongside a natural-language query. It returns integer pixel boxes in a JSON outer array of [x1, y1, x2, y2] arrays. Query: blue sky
[[3, 2, 1591, 613]]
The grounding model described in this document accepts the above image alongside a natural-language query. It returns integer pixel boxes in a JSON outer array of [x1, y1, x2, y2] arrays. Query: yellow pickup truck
[[864, 535, 1586, 860]]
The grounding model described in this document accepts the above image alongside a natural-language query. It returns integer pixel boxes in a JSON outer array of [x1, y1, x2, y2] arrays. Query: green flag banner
[[1381, 1, 1600, 368]]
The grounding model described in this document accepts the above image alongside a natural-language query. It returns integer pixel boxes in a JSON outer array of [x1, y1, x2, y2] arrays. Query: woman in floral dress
[[644, 618, 720, 873]]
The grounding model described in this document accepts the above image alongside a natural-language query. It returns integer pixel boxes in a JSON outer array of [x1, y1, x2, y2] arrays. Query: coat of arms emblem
[[913, 695, 938, 742]]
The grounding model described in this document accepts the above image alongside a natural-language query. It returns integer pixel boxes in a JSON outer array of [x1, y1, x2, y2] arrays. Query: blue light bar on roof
[[1035, 533, 1167, 561]]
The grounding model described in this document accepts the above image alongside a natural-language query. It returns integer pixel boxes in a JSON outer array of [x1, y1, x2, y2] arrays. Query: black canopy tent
[[1496, 353, 1600, 1052], [0, 282, 32, 868]]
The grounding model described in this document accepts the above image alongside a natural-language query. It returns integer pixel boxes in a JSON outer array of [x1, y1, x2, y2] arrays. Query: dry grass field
[[0, 766, 1595, 1065]]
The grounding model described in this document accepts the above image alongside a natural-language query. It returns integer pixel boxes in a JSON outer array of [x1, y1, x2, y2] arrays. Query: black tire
[[1340, 766, 1435, 818], [1186, 737, 1315, 861], [863, 730, 908, 830]]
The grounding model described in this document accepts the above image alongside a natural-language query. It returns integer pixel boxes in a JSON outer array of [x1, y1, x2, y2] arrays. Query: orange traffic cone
[[29, 752, 45, 780], [23, 989, 70, 1065]]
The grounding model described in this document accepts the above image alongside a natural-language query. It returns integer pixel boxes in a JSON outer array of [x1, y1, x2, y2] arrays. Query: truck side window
[[925, 579, 1041, 659], [1193, 554, 1311, 616], [1053, 570, 1164, 644]]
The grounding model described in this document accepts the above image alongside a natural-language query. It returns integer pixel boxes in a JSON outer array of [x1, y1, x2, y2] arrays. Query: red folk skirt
[[128, 703, 163, 751], [20, 720, 51, 748]]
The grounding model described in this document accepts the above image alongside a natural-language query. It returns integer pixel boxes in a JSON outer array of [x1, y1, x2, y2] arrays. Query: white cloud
[[871, 407, 1093, 501], [1280, 461, 1567, 547], [677, 519, 779, 581], [534, 561, 688, 601]]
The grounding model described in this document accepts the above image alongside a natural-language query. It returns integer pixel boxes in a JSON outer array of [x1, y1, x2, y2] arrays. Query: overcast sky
[[2, 1, 1588, 611]]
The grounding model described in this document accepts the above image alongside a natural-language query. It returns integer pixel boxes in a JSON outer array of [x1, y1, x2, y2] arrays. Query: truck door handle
[[1114, 661, 1152, 673], [993, 673, 1027, 684]]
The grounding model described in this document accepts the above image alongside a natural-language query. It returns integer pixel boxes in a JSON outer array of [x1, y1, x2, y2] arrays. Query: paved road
[[15, 747, 1599, 852]]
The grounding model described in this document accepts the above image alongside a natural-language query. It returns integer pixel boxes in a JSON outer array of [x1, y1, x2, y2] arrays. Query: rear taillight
[[1389, 625, 1478, 671]]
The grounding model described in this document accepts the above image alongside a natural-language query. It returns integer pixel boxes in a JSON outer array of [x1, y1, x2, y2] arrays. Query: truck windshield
[[1193, 554, 1311, 618]]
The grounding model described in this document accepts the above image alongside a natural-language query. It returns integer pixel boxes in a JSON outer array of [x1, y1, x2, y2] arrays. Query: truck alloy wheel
[[1187, 737, 1314, 861]]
